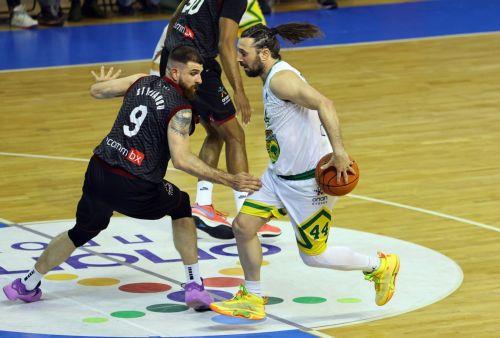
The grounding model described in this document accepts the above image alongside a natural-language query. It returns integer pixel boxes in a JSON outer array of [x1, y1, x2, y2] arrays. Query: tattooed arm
[[167, 109, 262, 192]]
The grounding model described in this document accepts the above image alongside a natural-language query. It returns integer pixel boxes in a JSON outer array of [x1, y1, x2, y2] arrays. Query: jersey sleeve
[[220, 0, 246, 24]]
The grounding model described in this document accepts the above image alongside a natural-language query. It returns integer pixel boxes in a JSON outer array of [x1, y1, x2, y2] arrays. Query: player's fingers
[[342, 170, 349, 184], [348, 165, 356, 175], [106, 67, 114, 78], [111, 69, 122, 79], [91, 70, 98, 80], [100, 65, 105, 77], [320, 160, 333, 170]]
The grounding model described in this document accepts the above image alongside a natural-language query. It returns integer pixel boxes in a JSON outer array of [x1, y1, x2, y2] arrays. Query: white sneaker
[[11, 5, 38, 29]]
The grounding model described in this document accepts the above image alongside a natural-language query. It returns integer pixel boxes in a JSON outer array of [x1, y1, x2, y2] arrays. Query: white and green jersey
[[263, 61, 332, 178]]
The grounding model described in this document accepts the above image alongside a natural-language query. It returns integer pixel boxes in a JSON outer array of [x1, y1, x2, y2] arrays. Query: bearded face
[[240, 55, 265, 78], [179, 77, 199, 100]]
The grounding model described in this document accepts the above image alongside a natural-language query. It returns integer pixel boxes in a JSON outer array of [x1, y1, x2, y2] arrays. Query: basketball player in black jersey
[[158, 0, 280, 237], [3, 45, 261, 311]]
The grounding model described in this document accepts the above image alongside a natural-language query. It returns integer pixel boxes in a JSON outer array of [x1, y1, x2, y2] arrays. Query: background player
[[155, 0, 281, 238]]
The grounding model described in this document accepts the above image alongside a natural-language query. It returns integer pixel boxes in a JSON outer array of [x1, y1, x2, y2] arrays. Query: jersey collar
[[162, 76, 185, 96]]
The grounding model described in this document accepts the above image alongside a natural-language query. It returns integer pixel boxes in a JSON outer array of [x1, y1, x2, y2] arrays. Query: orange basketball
[[315, 153, 360, 196]]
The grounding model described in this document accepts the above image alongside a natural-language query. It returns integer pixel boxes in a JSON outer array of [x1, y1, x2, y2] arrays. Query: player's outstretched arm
[[90, 66, 147, 99], [270, 70, 355, 183], [167, 109, 261, 193]]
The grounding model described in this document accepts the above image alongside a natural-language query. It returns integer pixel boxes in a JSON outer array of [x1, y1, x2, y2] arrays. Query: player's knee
[[206, 130, 224, 147], [68, 223, 108, 247], [299, 251, 323, 268], [231, 216, 255, 239], [170, 191, 192, 220], [219, 122, 245, 145]]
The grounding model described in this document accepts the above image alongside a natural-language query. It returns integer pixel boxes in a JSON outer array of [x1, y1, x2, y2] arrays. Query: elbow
[[90, 86, 103, 99], [322, 98, 334, 110], [171, 155, 185, 171]]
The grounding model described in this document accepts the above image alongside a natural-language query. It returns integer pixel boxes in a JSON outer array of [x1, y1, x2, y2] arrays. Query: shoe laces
[[232, 284, 249, 301], [213, 207, 228, 218]]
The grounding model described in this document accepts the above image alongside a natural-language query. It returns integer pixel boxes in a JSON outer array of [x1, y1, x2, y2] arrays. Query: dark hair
[[168, 45, 204, 65], [241, 23, 323, 59]]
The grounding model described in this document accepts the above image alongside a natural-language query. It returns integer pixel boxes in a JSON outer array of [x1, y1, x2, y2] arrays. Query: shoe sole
[[210, 304, 265, 321], [193, 216, 234, 240], [378, 256, 400, 306], [258, 231, 281, 238], [3, 286, 16, 301], [186, 300, 211, 312]]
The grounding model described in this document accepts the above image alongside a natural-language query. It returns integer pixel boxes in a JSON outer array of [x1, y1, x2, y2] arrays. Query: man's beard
[[179, 79, 198, 100], [242, 59, 264, 78]]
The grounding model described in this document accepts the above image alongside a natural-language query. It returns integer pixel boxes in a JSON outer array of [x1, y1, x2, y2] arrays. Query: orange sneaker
[[192, 204, 234, 240], [258, 223, 281, 238], [192, 204, 230, 225]]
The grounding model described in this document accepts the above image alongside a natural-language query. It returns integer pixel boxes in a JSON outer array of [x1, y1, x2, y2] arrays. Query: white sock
[[22, 267, 43, 290], [195, 181, 213, 206], [233, 190, 248, 213], [245, 280, 261, 296], [184, 263, 202, 284], [300, 246, 380, 273]]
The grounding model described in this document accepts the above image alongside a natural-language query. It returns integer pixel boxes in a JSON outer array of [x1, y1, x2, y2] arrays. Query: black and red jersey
[[94, 76, 192, 183], [164, 0, 246, 60]]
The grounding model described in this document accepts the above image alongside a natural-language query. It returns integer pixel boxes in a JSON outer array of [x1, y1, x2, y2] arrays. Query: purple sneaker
[[184, 281, 213, 312], [3, 278, 42, 303]]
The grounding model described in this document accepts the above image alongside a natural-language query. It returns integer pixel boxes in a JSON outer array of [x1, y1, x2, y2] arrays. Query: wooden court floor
[[0, 32, 499, 337]]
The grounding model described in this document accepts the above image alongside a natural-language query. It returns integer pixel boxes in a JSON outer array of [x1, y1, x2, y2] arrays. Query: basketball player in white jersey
[[210, 23, 400, 320]]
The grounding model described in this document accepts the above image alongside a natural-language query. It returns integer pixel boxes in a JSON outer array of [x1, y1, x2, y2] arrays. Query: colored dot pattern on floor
[[146, 303, 189, 313], [203, 277, 244, 287], [119, 282, 172, 293], [293, 296, 327, 304], [337, 298, 362, 303], [266, 296, 284, 305], [110, 311, 145, 319], [218, 267, 244, 276], [44, 273, 78, 281], [82, 317, 108, 324], [78, 278, 120, 286]]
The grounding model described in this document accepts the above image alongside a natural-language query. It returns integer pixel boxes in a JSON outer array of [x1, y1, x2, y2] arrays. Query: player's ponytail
[[241, 23, 323, 59]]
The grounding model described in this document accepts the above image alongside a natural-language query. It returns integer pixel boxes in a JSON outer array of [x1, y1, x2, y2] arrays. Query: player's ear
[[170, 66, 180, 81], [260, 48, 271, 62]]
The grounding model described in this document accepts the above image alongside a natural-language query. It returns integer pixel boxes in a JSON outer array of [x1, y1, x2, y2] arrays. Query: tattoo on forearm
[[169, 109, 192, 136]]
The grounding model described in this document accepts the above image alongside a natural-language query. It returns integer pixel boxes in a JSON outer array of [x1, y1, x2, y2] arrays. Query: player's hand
[[91, 66, 122, 83], [233, 90, 252, 125], [320, 150, 356, 184], [230, 172, 262, 193]]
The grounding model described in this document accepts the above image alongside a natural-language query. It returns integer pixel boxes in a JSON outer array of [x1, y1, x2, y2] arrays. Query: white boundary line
[[0, 150, 497, 233], [347, 194, 499, 233], [1, 30, 499, 73], [0, 151, 179, 172]]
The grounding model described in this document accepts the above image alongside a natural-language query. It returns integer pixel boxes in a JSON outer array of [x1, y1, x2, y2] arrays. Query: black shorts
[[192, 58, 236, 125], [75, 156, 191, 233], [160, 48, 236, 125]]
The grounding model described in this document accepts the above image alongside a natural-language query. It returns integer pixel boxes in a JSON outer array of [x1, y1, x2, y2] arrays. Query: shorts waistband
[[92, 155, 137, 179], [277, 169, 315, 181]]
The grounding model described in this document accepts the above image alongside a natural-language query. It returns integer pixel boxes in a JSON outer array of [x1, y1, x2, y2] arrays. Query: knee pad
[[68, 223, 108, 247], [170, 191, 192, 220]]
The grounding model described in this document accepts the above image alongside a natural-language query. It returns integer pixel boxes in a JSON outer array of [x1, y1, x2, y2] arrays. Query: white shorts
[[241, 167, 337, 255]]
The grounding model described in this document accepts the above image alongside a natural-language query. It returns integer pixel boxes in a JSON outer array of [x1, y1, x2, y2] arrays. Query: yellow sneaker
[[210, 285, 266, 320], [364, 252, 400, 306]]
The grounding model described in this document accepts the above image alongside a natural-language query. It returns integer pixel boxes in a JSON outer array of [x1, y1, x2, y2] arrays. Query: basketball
[[315, 153, 360, 196]]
